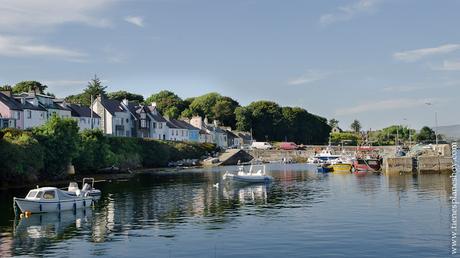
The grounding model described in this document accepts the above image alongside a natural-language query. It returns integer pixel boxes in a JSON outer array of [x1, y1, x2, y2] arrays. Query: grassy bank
[[0, 116, 217, 187]]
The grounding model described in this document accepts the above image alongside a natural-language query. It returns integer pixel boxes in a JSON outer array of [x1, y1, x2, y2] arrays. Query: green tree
[[33, 115, 80, 179], [13, 81, 47, 94], [108, 90, 144, 103], [65, 75, 107, 106], [330, 132, 359, 145], [238, 101, 283, 142], [417, 126, 436, 142], [145, 90, 186, 119], [350, 119, 361, 133], [74, 129, 116, 173], [329, 118, 339, 128], [0, 85, 12, 91], [184, 93, 239, 128]]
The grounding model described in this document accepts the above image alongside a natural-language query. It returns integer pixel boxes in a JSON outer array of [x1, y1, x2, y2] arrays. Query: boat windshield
[[43, 191, 56, 200], [26, 190, 38, 198]]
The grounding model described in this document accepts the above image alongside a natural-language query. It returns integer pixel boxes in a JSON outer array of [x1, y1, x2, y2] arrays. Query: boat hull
[[224, 174, 273, 183], [317, 166, 332, 173], [14, 197, 93, 213], [353, 159, 381, 172], [332, 164, 352, 172]]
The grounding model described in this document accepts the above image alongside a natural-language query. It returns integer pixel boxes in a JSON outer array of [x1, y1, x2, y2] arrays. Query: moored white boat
[[223, 164, 273, 183], [14, 187, 94, 213], [67, 178, 101, 200]]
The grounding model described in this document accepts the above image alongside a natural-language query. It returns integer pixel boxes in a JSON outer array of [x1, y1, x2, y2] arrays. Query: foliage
[[74, 130, 117, 173], [183, 93, 240, 128], [0, 129, 44, 183], [330, 132, 359, 145], [235, 101, 330, 144], [13, 81, 47, 94], [416, 126, 436, 142], [367, 125, 416, 145], [65, 75, 107, 106], [145, 90, 186, 119], [33, 116, 80, 179], [350, 119, 361, 133], [329, 119, 339, 128], [0, 85, 12, 91], [108, 90, 144, 103], [106, 137, 143, 169]]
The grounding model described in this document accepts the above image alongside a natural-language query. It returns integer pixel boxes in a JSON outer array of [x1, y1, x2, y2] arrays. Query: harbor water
[[0, 162, 457, 257]]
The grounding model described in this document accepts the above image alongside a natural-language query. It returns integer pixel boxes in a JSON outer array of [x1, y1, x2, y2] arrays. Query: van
[[251, 142, 273, 150]]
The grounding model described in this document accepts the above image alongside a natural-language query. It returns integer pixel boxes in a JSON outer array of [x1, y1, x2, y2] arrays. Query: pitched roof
[[66, 104, 100, 118], [168, 119, 200, 130], [225, 130, 239, 138], [204, 124, 226, 134], [100, 98, 126, 115], [0, 92, 23, 110]]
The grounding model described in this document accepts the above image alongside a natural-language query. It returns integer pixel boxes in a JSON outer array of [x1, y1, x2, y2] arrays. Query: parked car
[[279, 142, 298, 150], [251, 142, 273, 150]]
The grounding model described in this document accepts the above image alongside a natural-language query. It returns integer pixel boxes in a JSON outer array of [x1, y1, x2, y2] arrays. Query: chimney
[[151, 102, 157, 107], [122, 98, 129, 106], [204, 116, 209, 125], [20, 97, 26, 105], [213, 120, 219, 127]]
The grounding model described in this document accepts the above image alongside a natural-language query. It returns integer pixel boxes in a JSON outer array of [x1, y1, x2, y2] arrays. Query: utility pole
[[90, 94, 94, 130]]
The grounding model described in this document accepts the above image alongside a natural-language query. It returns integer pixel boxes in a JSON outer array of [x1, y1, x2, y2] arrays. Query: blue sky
[[0, 0, 459, 130]]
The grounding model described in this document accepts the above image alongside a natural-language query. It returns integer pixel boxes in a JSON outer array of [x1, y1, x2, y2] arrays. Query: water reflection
[[12, 209, 92, 256], [0, 164, 454, 257]]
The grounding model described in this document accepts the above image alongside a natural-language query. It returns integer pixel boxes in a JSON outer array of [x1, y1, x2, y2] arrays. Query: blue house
[[168, 118, 200, 142]]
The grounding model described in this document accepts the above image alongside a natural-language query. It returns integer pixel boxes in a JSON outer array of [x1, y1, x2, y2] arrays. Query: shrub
[[74, 129, 117, 173], [33, 116, 79, 179]]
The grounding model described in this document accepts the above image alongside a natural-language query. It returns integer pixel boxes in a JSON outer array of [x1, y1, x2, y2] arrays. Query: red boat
[[353, 146, 382, 173]]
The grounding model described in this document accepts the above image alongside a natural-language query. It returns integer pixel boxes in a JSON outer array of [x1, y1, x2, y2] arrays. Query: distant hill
[[435, 124, 460, 140]]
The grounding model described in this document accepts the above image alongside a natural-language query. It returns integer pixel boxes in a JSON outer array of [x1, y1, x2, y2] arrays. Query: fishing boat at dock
[[353, 146, 382, 173]]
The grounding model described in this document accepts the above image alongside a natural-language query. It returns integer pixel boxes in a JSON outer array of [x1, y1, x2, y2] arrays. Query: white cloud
[[431, 60, 460, 71], [319, 0, 380, 25], [288, 70, 329, 85], [336, 98, 439, 115], [393, 44, 460, 62], [0, 35, 86, 61], [0, 0, 112, 31], [124, 16, 144, 27]]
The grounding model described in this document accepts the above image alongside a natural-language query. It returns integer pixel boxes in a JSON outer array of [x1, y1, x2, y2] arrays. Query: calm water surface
[[0, 163, 456, 257]]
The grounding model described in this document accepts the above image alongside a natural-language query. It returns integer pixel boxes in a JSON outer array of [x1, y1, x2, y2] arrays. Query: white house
[[63, 103, 101, 131], [166, 119, 189, 142], [16, 92, 72, 120], [190, 116, 228, 148], [147, 103, 169, 140], [91, 96, 133, 137]]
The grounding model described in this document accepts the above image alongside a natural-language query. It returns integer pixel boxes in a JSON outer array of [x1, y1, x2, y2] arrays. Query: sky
[[0, 0, 459, 130]]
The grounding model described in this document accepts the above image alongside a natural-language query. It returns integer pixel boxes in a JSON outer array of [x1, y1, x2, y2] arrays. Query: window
[[140, 119, 147, 128], [126, 118, 129, 123], [26, 110, 31, 119], [43, 191, 55, 200], [12, 111, 20, 119], [27, 190, 38, 198], [159, 123, 163, 129], [153, 122, 156, 129]]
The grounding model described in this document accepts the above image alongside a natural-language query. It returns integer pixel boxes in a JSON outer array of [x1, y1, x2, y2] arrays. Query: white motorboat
[[67, 178, 101, 199], [14, 187, 94, 214], [223, 164, 273, 183]]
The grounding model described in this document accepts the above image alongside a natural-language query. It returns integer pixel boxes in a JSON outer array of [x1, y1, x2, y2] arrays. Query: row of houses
[[0, 91, 251, 148]]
